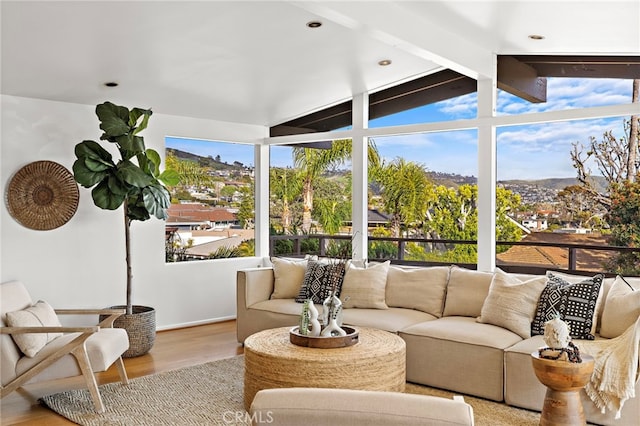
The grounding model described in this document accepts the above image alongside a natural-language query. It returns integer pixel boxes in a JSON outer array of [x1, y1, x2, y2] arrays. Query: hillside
[[167, 148, 246, 171], [499, 176, 608, 193]]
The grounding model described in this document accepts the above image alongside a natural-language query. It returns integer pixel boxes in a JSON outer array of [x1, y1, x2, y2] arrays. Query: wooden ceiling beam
[[497, 56, 547, 103]]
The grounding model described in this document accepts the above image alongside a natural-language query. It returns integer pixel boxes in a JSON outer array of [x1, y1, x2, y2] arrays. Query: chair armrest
[[1, 325, 99, 334], [55, 308, 125, 315], [55, 308, 125, 328]]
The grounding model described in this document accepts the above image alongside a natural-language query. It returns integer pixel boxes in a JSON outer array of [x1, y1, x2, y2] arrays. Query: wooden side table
[[531, 352, 595, 426]]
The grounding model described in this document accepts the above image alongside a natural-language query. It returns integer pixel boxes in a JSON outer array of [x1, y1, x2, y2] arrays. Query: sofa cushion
[[295, 260, 347, 304], [251, 299, 307, 316], [270, 257, 308, 299], [442, 267, 494, 317], [477, 268, 547, 338], [531, 272, 604, 340], [342, 307, 436, 333], [341, 261, 390, 309], [400, 317, 522, 402], [5, 300, 62, 357], [600, 275, 640, 338], [401, 316, 522, 348], [386, 265, 449, 317]]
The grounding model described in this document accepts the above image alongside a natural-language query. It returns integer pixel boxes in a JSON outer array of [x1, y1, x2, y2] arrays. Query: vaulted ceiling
[[2, 1, 639, 128]]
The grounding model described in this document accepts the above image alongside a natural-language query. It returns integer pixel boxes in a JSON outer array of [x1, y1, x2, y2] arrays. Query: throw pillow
[[442, 266, 494, 317], [341, 261, 391, 309], [476, 268, 547, 338], [270, 257, 308, 299], [599, 275, 640, 338], [531, 272, 604, 340], [295, 260, 347, 304], [5, 300, 63, 357], [386, 265, 450, 317]]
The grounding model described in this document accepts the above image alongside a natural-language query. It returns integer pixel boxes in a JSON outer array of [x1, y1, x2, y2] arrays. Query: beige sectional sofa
[[236, 260, 640, 425]]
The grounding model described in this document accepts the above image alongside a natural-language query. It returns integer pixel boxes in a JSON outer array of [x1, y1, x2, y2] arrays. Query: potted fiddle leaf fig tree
[[73, 101, 179, 357]]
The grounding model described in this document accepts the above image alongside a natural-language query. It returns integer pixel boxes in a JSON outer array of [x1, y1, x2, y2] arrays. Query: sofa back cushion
[[270, 257, 308, 299], [342, 261, 390, 309], [477, 268, 547, 338], [443, 267, 494, 318], [599, 275, 640, 338], [386, 265, 450, 317]]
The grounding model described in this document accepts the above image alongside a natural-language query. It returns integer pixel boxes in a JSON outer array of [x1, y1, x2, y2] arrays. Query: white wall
[[1, 95, 266, 329]]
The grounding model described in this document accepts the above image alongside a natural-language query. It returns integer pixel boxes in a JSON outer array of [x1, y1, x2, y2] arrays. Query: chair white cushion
[[6, 300, 62, 357], [16, 328, 129, 383]]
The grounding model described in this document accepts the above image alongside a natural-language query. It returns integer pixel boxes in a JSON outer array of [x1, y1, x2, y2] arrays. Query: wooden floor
[[1, 320, 244, 426]]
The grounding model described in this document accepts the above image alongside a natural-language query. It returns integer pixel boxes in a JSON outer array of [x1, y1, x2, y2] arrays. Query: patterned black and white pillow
[[295, 260, 347, 304], [531, 272, 604, 340]]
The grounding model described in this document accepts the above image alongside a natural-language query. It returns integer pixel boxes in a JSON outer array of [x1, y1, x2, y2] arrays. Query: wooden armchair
[[0, 280, 130, 413]]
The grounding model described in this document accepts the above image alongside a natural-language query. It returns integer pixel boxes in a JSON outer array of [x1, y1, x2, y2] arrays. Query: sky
[[166, 77, 634, 181]]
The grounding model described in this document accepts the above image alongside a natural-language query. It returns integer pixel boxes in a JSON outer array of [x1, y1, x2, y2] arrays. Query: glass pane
[[269, 142, 353, 258], [368, 130, 478, 264], [164, 137, 255, 262], [496, 116, 635, 274], [369, 93, 477, 127], [497, 77, 633, 116]]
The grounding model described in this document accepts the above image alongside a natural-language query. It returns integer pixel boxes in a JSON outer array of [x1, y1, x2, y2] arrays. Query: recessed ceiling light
[[104, 82, 119, 87], [378, 59, 392, 66], [307, 21, 322, 28], [528, 34, 545, 40]]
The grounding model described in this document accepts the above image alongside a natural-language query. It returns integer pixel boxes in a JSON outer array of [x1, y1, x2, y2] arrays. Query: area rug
[[41, 355, 543, 425]]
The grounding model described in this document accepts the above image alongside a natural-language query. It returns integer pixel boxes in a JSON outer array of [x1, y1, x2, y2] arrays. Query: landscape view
[[163, 77, 640, 276]]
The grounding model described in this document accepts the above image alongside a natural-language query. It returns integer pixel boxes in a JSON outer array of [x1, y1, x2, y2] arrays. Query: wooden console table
[[243, 326, 406, 411], [531, 352, 595, 426]]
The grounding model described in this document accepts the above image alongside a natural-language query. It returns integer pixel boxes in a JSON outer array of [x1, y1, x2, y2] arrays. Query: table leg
[[540, 387, 586, 426]]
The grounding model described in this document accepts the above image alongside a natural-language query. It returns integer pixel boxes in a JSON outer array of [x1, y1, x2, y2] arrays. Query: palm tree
[[165, 152, 213, 190], [270, 167, 302, 233], [374, 158, 433, 237], [292, 139, 380, 233]]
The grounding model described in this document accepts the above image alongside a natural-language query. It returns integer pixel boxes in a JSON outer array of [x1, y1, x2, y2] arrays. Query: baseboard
[[156, 315, 236, 331]]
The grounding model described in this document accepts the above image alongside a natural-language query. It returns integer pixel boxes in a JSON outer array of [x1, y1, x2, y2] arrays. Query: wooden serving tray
[[289, 326, 359, 348]]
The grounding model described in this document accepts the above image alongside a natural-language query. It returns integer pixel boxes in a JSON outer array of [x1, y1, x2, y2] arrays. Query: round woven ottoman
[[243, 326, 406, 411]]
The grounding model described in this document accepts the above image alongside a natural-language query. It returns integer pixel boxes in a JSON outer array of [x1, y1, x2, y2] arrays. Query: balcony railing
[[270, 234, 640, 277]]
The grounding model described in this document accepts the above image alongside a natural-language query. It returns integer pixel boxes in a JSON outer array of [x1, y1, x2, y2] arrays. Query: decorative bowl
[[289, 326, 359, 348]]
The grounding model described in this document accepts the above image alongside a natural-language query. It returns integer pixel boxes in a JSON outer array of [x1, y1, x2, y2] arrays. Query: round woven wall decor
[[5, 160, 79, 230]]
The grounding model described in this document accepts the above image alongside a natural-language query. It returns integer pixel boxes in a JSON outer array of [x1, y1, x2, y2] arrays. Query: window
[[495, 76, 638, 274], [164, 137, 255, 262], [269, 142, 353, 258]]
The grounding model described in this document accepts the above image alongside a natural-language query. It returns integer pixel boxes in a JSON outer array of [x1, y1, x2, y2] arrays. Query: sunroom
[[2, 0, 639, 332]]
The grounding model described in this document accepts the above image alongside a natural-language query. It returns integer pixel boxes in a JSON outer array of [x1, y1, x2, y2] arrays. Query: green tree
[[495, 186, 523, 253], [605, 181, 640, 274], [237, 183, 254, 229], [270, 167, 302, 233], [292, 139, 379, 233], [165, 152, 211, 188], [313, 175, 351, 234], [374, 158, 433, 237], [237, 239, 255, 257]]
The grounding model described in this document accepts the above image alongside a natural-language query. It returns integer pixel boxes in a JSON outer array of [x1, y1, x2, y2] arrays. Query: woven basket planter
[[103, 305, 156, 358]]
